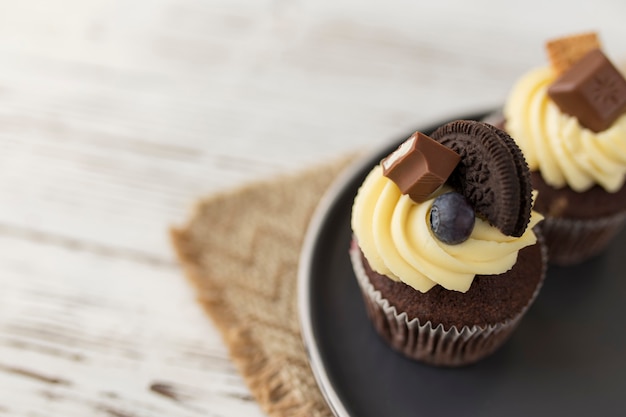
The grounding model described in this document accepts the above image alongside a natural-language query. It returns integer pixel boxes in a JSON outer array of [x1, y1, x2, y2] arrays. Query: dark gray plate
[[298, 113, 626, 417]]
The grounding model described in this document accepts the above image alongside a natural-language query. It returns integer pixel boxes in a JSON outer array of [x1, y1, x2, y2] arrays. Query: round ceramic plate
[[298, 113, 626, 417]]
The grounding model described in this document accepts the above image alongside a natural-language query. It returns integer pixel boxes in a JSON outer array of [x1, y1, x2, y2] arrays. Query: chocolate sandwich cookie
[[489, 123, 533, 235], [430, 120, 532, 237]]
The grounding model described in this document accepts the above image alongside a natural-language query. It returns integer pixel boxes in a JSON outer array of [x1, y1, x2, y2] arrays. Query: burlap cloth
[[170, 155, 358, 417]]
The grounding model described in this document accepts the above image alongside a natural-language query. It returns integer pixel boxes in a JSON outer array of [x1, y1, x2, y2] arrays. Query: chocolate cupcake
[[350, 120, 546, 367], [501, 32, 626, 265]]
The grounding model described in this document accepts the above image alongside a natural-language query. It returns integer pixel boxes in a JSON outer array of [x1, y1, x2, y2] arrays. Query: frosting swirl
[[504, 66, 626, 192], [351, 166, 542, 293]]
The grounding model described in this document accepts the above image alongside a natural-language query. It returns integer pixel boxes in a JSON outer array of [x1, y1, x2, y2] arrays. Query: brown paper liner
[[539, 211, 626, 266], [349, 241, 546, 367]]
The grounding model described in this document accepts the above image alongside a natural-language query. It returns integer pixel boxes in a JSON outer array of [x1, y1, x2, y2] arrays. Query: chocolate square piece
[[381, 132, 460, 203], [548, 49, 626, 132]]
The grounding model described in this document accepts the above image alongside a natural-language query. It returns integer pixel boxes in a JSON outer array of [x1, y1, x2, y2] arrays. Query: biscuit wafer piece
[[430, 120, 532, 237], [546, 32, 601, 74]]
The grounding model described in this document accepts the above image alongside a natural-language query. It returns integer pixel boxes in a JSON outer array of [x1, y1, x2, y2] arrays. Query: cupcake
[[501, 32, 626, 265], [350, 120, 546, 367]]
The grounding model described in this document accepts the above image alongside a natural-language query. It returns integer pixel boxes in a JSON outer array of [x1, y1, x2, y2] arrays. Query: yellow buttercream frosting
[[504, 66, 626, 192], [351, 166, 542, 293]]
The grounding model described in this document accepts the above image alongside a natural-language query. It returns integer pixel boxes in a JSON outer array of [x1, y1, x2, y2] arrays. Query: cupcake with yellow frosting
[[350, 120, 546, 367], [502, 32, 626, 265]]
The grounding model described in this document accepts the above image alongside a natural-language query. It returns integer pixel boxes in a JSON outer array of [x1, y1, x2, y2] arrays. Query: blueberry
[[430, 192, 475, 244]]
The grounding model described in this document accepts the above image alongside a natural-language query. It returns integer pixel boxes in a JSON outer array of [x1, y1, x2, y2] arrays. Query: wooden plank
[[0, 233, 260, 416]]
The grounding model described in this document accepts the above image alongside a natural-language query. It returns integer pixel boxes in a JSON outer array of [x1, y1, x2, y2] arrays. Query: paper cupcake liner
[[539, 211, 626, 266], [349, 239, 546, 367]]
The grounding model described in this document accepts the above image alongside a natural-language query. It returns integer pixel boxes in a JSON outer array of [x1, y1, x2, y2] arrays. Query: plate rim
[[297, 144, 378, 417]]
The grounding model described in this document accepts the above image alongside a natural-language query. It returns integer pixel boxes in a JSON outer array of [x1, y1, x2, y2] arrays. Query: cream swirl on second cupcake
[[351, 166, 542, 293], [504, 66, 626, 192]]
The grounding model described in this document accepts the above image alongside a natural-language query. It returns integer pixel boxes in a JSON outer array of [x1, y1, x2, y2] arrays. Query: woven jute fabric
[[170, 155, 357, 417]]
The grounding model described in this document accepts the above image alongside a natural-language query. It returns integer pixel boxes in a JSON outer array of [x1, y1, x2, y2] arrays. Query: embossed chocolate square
[[381, 132, 460, 203], [548, 49, 626, 132]]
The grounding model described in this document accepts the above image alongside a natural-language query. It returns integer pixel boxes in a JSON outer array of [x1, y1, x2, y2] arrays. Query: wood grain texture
[[1, 0, 625, 415]]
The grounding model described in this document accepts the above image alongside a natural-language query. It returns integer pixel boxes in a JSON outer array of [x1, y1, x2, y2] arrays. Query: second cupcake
[[503, 32, 626, 265]]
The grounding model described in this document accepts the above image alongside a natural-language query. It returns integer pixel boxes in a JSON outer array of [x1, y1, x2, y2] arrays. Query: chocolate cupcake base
[[349, 236, 546, 367], [530, 171, 626, 265], [539, 212, 626, 266]]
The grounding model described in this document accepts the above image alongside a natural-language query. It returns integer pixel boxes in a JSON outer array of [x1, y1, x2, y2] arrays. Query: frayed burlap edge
[[170, 154, 358, 417]]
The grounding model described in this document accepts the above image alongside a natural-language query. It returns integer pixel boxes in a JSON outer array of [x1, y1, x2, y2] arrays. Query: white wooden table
[[1, 1, 625, 415]]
